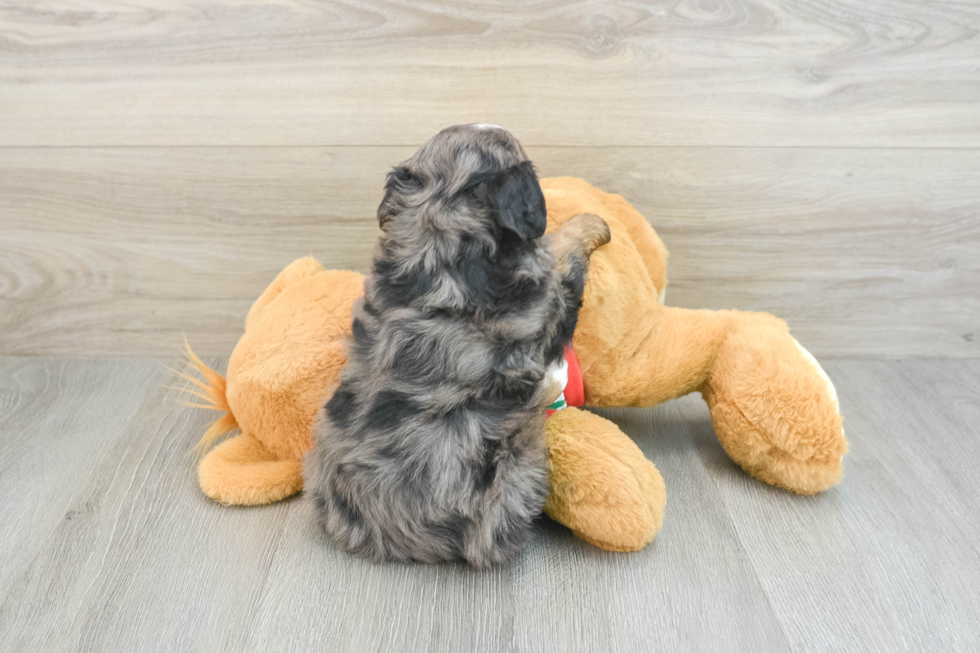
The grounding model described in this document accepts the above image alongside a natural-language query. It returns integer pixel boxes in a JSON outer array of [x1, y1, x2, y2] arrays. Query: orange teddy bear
[[182, 177, 846, 553]]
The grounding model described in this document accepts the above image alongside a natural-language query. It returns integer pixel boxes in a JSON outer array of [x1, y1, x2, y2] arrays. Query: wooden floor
[[2, 2, 979, 651], [1, 357, 978, 652]]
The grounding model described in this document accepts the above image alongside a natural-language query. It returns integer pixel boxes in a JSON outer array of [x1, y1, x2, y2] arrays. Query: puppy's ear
[[378, 165, 423, 229], [474, 161, 547, 240]]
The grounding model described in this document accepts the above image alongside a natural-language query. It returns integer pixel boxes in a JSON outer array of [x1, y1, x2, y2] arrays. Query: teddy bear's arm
[[544, 407, 665, 552]]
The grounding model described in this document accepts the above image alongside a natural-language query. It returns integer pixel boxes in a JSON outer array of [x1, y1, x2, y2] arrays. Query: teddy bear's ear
[[471, 161, 547, 241], [377, 165, 423, 229]]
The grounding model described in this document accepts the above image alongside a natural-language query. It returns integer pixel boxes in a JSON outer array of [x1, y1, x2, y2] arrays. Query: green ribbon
[[547, 397, 566, 411]]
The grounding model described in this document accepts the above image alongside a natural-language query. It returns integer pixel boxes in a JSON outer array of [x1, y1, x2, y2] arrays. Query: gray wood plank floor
[[1, 357, 978, 652]]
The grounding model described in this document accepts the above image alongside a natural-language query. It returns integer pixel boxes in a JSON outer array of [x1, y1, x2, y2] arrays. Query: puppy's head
[[377, 124, 547, 243]]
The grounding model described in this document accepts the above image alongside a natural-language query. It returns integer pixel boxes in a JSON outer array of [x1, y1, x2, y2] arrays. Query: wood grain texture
[[1, 0, 979, 147], [1, 357, 979, 651], [0, 359, 297, 652], [241, 403, 789, 653], [0, 357, 161, 601], [2, 146, 978, 357], [692, 360, 980, 652]]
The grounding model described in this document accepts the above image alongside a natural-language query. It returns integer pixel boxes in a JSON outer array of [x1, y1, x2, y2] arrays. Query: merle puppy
[[305, 124, 610, 567]]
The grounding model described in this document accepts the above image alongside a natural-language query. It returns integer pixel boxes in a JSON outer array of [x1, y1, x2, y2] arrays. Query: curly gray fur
[[304, 124, 610, 567]]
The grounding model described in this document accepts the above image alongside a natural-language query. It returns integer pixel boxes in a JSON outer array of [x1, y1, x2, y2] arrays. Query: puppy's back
[[306, 124, 575, 567], [305, 305, 551, 567]]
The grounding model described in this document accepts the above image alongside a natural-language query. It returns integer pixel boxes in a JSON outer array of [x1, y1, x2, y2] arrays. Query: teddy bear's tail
[[172, 340, 239, 453], [172, 341, 305, 505]]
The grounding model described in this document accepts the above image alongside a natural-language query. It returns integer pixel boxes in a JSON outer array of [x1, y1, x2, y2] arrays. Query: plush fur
[[187, 262, 365, 505], [542, 177, 847, 494], [182, 176, 846, 556], [303, 125, 610, 567]]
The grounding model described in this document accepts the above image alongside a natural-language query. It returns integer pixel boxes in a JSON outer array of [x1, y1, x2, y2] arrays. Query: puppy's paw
[[563, 213, 611, 256]]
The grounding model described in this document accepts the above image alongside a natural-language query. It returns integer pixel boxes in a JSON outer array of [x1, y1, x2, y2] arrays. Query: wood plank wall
[[1, 1, 978, 357]]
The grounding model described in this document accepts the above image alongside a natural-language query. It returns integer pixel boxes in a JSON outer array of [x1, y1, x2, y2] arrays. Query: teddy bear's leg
[[700, 315, 847, 494], [564, 222, 846, 492], [198, 431, 303, 505], [579, 294, 846, 493], [540, 177, 846, 494], [544, 407, 666, 552]]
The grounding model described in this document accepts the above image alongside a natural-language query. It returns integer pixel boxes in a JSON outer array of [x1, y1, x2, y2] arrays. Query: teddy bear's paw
[[739, 444, 845, 496], [569, 464, 666, 552], [705, 330, 848, 495], [543, 407, 666, 552], [198, 432, 304, 505]]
